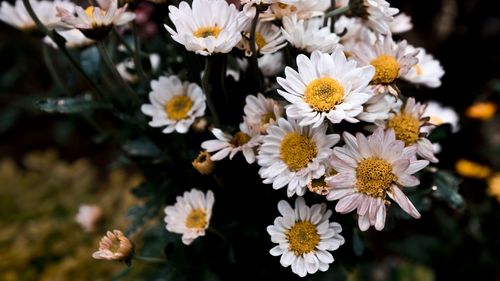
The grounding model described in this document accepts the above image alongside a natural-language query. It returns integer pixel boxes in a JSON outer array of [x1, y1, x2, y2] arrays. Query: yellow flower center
[[193, 26, 222, 39], [84, 6, 106, 21], [164, 95, 193, 121], [414, 64, 423, 76], [304, 77, 344, 112], [356, 158, 395, 198], [370, 55, 400, 84], [230, 131, 251, 147], [387, 114, 421, 146], [466, 102, 497, 120], [280, 133, 317, 171], [455, 159, 492, 179], [185, 208, 207, 229], [287, 221, 320, 256], [108, 237, 121, 253], [255, 31, 267, 50]]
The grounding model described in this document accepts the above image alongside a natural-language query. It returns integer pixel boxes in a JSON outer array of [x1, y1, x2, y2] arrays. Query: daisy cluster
[[0, 0, 460, 278]]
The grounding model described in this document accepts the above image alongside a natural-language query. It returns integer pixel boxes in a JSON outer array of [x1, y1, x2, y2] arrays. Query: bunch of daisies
[[1, 0, 459, 278]]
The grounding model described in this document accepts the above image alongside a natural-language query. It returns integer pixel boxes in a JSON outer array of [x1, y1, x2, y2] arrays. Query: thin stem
[[112, 28, 134, 55], [130, 22, 149, 88], [328, 0, 337, 31], [208, 227, 228, 242], [42, 44, 68, 95], [202, 57, 221, 127], [22, 0, 106, 101], [325, 5, 350, 18], [133, 255, 168, 264], [97, 41, 139, 107], [248, 11, 263, 92]]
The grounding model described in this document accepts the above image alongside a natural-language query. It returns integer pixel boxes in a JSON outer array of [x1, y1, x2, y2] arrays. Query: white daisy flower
[[201, 121, 262, 164], [353, 35, 418, 95], [164, 188, 214, 245], [257, 118, 340, 197], [390, 12, 413, 34], [356, 92, 402, 123], [347, 0, 399, 35], [334, 16, 376, 56], [43, 29, 95, 49], [374, 97, 438, 163], [281, 14, 340, 54], [326, 128, 429, 231], [243, 93, 284, 134], [267, 197, 345, 277], [75, 204, 103, 233], [237, 51, 285, 77], [240, 0, 289, 18], [56, 0, 135, 40], [422, 100, 459, 133], [0, 0, 74, 31], [403, 45, 445, 88], [165, 0, 248, 56], [238, 21, 287, 56], [141, 75, 206, 134], [260, 0, 330, 22], [277, 49, 375, 127]]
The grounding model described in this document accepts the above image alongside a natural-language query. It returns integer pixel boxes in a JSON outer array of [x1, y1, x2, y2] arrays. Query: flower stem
[[42, 44, 68, 95], [202, 57, 221, 127], [208, 227, 228, 242], [130, 22, 149, 89], [21, 0, 106, 101], [97, 41, 139, 107], [248, 11, 263, 92], [325, 4, 350, 18], [133, 255, 168, 264]]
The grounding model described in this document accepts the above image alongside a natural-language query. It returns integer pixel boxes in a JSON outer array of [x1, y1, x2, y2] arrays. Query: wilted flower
[[92, 230, 135, 262], [192, 151, 215, 175]]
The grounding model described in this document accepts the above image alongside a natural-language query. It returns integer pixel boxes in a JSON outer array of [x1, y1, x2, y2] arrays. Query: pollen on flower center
[[185, 208, 207, 229], [387, 114, 420, 145], [356, 158, 395, 197], [370, 55, 400, 84], [304, 77, 344, 112], [280, 133, 317, 171], [286, 221, 320, 256], [193, 26, 222, 39], [255, 32, 267, 50], [84, 6, 106, 21], [230, 131, 251, 147], [164, 95, 193, 121]]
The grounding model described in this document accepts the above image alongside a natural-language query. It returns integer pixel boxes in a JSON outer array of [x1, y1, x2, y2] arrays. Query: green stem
[[42, 44, 68, 95], [21, 0, 106, 101], [202, 57, 221, 127], [325, 4, 350, 18], [133, 255, 168, 264], [208, 227, 228, 242], [97, 41, 139, 107], [328, 0, 337, 31], [112, 28, 134, 55], [248, 11, 263, 92], [130, 22, 149, 88]]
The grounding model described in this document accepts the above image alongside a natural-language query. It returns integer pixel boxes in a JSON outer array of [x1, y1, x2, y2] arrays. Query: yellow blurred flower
[[455, 159, 492, 179], [466, 101, 497, 120], [487, 173, 500, 202]]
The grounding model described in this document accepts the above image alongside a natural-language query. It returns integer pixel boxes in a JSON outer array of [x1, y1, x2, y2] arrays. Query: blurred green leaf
[[432, 170, 465, 210], [428, 124, 452, 143], [80, 46, 101, 79], [352, 230, 364, 257], [36, 94, 108, 114], [122, 137, 161, 157], [0, 107, 20, 133]]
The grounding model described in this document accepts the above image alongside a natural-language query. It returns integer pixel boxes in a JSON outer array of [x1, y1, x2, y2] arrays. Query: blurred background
[[0, 0, 499, 280]]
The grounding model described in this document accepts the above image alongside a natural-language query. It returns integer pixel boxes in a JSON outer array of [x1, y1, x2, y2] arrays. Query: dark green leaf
[[80, 46, 101, 78], [36, 94, 108, 114], [432, 170, 465, 210], [352, 229, 364, 257], [122, 137, 161, 157], [428, 124, 452, 143]]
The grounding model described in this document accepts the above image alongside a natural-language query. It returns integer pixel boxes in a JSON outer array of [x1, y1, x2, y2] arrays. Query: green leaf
[[36, 94, 108, 114], [432, 170, 465, 210], [122, 137, 161, 157], [427, 124, 452, 143], [352, 229, 364, 257], [80, 46, 101, 78]]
